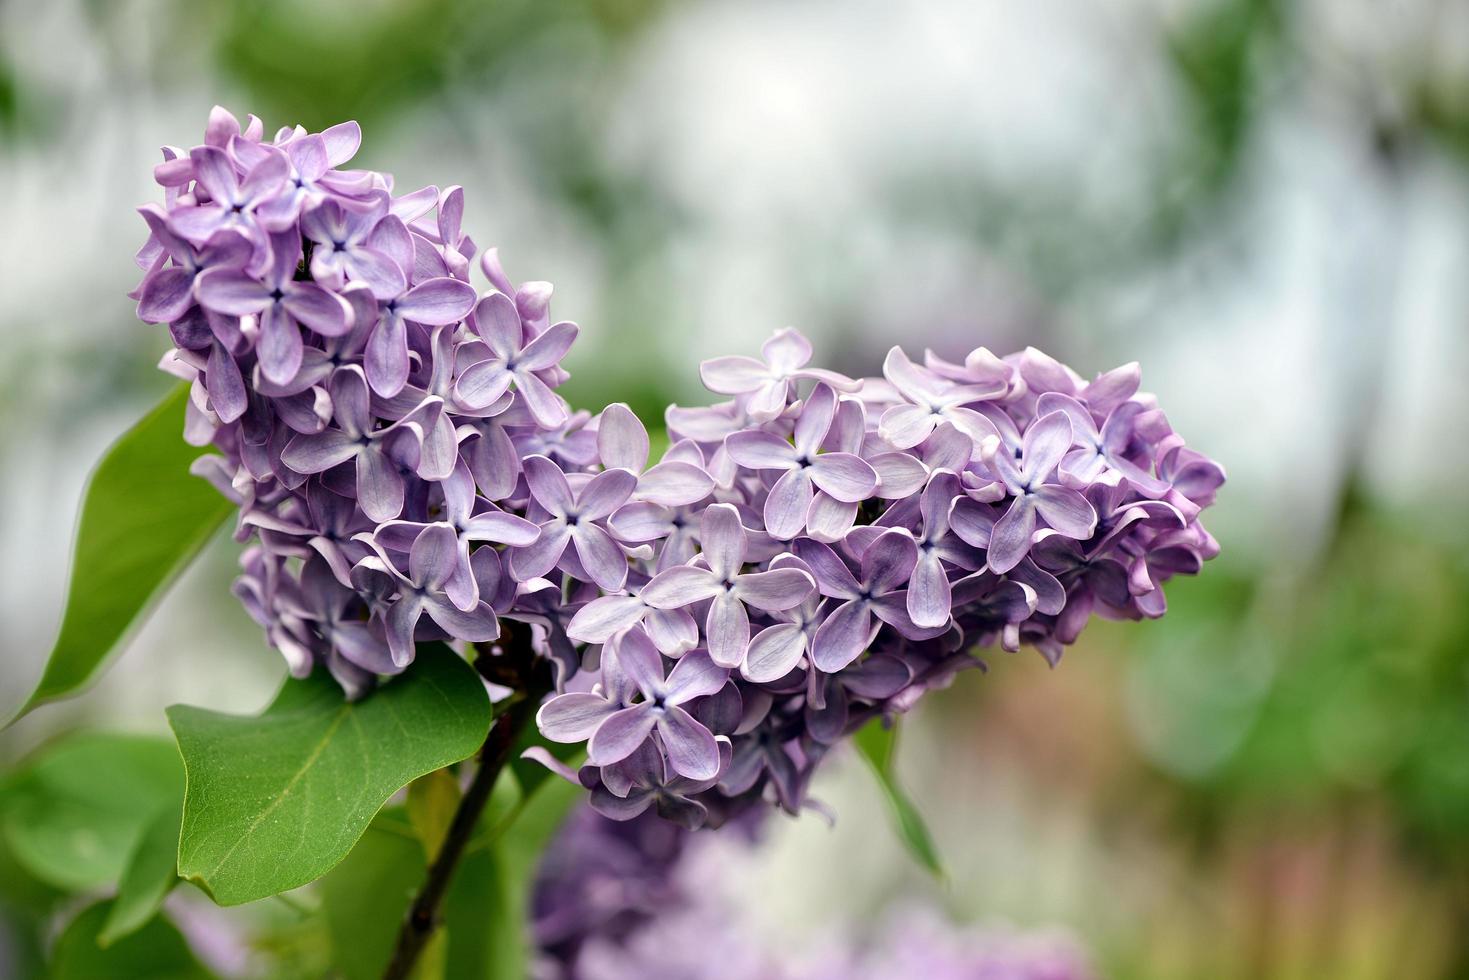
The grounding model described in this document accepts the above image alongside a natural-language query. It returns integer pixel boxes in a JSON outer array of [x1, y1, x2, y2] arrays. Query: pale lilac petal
[[733, 568, 814, 612], [138, 267, 196, 323], [908, 552, 952, 628], [597, 402, 650, 472], [346, 245, 407, 300], [206, 341, 247, 423], [385, 593, 424, 668], [517, 320, 578, 371], [791, 539, 862, 599], [612, 626, 666, 696], [509, 522, 571, 581], [194, 268, 270, 315], [463, 510, 540, 547], [1022, 411, 1074, 482], [396, 276, 476, 325], [724, 430, 796, 470], [512, 370, 569, 429], [570, 524, 628, 592], [793, 383, 836, 457], [357, 449, 405, 521], [742, 624, 807, 683], [283, 283, 352, 336], [588, 705, 656, 766], [664, 649, 729, 703], [321, 120, 362, 166], [635, 461, 713, 507], [472, 291, 521, 357], [699, 355, 769, 394], [1032, 484, 1098, 539], [810, 600, 872, 673], [657, 706, 720, 780], [870, 451, 928, 499], [522, 454, 574, 515], [808, 452, 878, 502], [763, 468, 813, 540], [536, 692, 618, 743], [641, 565, 721, 608], [257, 305, 304, 386], [567, 595, 647, 643], [761, 329, 812, 373], [878, 403, 937, 450], [862, 529, 918, 595], [608, 501, 673, 542], [423, 596, 499, 642], [987, 496, 1037, 573], [705, 593, 750, 669], [804, 492, 858, 543], [454, 359, 513, 410], [281, 428, 358, 474], [948, 497, 996, 549], [643, 608, 699, 656], [366, 312, 409, 397], [409, 523, 459, 589], [578, 467, 639, 521], [699, 503, 746, 581]]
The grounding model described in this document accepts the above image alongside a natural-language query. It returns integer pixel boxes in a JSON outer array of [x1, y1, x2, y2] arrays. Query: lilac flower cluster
[[533, 805, 1097, 980], [133, 108, 1223, 828]]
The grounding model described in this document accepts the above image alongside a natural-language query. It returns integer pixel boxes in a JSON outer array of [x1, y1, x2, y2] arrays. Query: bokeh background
[[3, 0, 1469, 976]]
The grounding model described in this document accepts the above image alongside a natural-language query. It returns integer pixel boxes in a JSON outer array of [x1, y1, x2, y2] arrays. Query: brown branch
[[381, 626, 549, 980]]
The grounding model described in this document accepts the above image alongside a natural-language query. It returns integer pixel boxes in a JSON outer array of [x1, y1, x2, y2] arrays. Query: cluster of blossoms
[[133, 108, 1223, 829], [533, 804, 1097, 980]]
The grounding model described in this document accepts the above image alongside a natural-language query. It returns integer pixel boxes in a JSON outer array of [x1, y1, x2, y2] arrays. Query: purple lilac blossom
[[134, 108, 1224, 832], [531, 804, 1097, 980]]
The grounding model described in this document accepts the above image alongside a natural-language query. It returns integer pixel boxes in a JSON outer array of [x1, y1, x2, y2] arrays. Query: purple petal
[[423, 595, 500, 642], [597, 402, 649, 472], [793, 383, 836, 457], [396, 276, 476, 325], [636, 461, 714, 508], [644, 608, 699, 657], [567, 595, 647, 643], [664, 649, 729, 703], [366, 313, 409, 397], [281, 428, 358, 474], [762, 468, 814, 540], [409, 523, 458, 590], [724, 430, 796, 470], [284, 283, 352, 336], [810, 600, 873, 673], [733, 568, 814, 612], [385, 594, 424, 668], [1022, 411, 1074, 483], [588, 704, 656, 767], [792, 539, 862, 599], [206, 341, 247, 423], [699, 355, 768, 394], [878, 403, 937, 450], [570, 524, 628, 592], [512, 370, 569, 429], [699, 503, 746, 581], [137, 267, 196, 324], [348, 245, 407, 300], [861, 529, 918, 595], [705, 593, 750, 668], [517, 320, 578, 371], [608, 501, 673, 542], [578, 467, 639, 521], [463, 510, 540, 547], [509, 522, 571, 581], [657, 706, 720, 780], [537, 692, 620, 743], [742, 624, 807, 683], [1032, 485, 1098, 539], [641, 565, 721, 609], [805, 492, 858, 543], [612, 626, 667, 696], [471, 291, 521, 357], [987, 496, 1037, 574], [948, 496, 996, 549], [194, 267, 269, 315], [357, 448, 405, 522], [808, 452, 878, 502], [522, 454, 574, 516], [908, 552, 952, 628]]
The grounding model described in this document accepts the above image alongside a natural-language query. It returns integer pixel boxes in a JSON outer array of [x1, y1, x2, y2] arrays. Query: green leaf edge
[[854, 717, 946, 879], [12, 384, 232, 722]]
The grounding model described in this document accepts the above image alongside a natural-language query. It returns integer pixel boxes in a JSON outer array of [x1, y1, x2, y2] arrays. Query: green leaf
[[168, 644, 492, 906], [407, 768, 463, 860], [0, 734, 183, 891], [15, 384, 233, 719], [50, 900, 214, 980], [319, 809, 427, 980], [99, 802, 183, 947], [854, 718, 945, 878]]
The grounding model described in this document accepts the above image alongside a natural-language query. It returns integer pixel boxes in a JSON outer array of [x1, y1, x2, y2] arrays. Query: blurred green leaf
[[168, 644, 491, 906], [408, 768, 463, 861], [15, 384, 232, 720], [99, 802, 183, 947], [51, 900, 213, 980], [0, 734, 183, 891], [854, 718, 944, 878], [319, 809, 427, 980]]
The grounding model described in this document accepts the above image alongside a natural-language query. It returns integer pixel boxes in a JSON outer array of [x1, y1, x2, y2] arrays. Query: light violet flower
[[511, 455, 637, 592]]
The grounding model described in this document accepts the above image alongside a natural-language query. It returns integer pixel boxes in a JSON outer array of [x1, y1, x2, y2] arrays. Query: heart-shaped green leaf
[[15, 384, 232, 720], [0, 734, 183, 891], [854, 717, 944, 878], [168, 644, 492, 906]]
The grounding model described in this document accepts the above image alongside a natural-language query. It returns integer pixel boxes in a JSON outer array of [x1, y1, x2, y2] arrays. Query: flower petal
[[567, 595, 647, 643], [987, 496, 1037, 574], [724, 430, 796, 470], [733, 568, 814, 612], [536, 692, 618, 743], [699, 503, 746, 581], [396, 276, 476, 325], [588, 704, 656, 767], [657, 706, 720, 780], [763, 467, 814, 540], [596, 402, 650, 472], [705, 593, 750, 668], [664, 649, 729, 704], [641, 565, 721, 609], [810, 599, 873, 673], [570, 524, 629, 592], [1033, 485, 1098, 540], [808, 452, 878, 502], [699, 355, 769, 394], [742, 624, 807, 683]]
